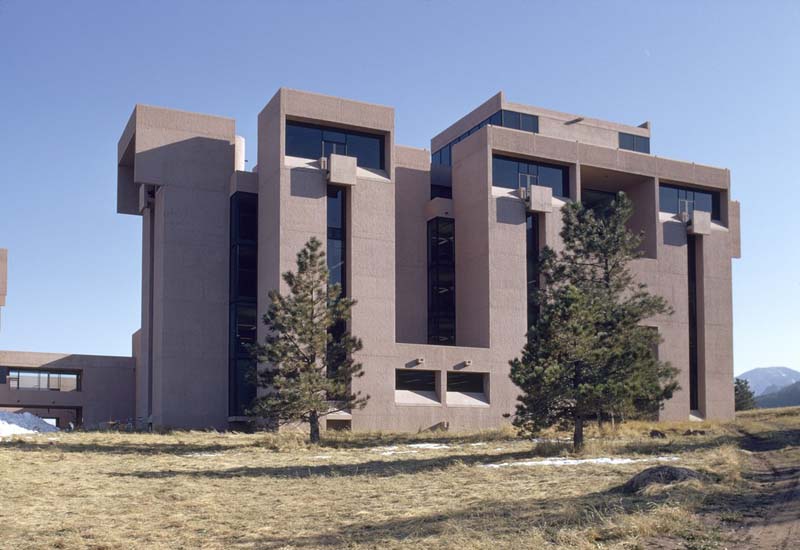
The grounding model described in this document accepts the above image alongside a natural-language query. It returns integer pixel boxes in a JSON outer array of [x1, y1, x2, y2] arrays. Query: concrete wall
[[117, 105, 236, 429], [0, 351, 135, 428]]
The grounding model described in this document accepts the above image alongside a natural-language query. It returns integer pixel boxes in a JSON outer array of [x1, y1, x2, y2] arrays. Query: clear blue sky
[[1, 1, 798, 375]]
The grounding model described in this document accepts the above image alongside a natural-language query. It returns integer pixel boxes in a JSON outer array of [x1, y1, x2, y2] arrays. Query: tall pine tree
[[510, 193, 678, 449], [250, 237, 368, 443]]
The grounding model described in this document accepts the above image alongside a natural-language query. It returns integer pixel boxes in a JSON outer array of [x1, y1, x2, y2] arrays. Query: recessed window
[[492, 155, 569, 198], [8, 370, 81, 392], [396, 369, 436, 392], [446, 372, 489, 406], [285, 121, 385, 170], [619, 132, 650, 154], [582, 188, 617, 218], [428, 218, 456, 345], [431, 110, 538, 168], [447, 372, 484, 393], [659, 184, 721, 221]]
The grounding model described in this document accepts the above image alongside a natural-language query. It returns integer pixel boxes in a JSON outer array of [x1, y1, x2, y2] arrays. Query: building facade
[[116, 88, 740, 432]]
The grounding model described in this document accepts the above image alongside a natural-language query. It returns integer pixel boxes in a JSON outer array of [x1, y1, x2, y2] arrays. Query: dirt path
[[728, 428, 800, 549]]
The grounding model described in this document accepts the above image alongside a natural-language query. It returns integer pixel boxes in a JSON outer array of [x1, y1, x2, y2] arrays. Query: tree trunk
[[309, 411, 320, 444], [597, 410, 605, 431], [573, 415, 584, 451]]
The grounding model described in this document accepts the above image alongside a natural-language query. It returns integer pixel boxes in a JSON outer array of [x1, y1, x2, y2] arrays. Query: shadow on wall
[[495, 196, 526, 225], [663, 219, 688, 247]]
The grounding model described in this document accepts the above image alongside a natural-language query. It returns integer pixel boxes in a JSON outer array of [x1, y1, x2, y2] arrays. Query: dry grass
[[1, 408, 797, 549]]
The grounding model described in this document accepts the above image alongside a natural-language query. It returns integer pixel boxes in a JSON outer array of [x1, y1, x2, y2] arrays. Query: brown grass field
[[1, 407, 798, 549]]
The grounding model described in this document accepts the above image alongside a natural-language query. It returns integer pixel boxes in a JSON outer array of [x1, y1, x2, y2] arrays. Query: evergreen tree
[[250, 237, 368, 443], [510, 193, 679, 450], [734, 378, 757, 411]]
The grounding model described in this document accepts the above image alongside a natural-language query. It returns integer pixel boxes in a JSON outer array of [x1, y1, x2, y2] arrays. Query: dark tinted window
[[441, 144, 451, 166], [327, 186, 347, 292], [619, 132, 635, 151], [634, 135, 650, 154], [582, 188, 617, 218], [285, 121, 384, 170], [396, 369, 436, 392], [447, 372, 485, 393], [492, 155, 569, 197], [659, 184, 721, 221], [428, 217, 456, 345], [619, 132, 650, 154], [286, 123, 322, 159], [492, 156, 519, 189], [502, 110, 521, 129], [431, 184, 453, 199], [520, 113, 538, 133]]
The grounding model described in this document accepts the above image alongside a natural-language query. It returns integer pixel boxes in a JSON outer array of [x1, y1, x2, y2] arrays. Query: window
[[659, 184, 721, 221], [447, 372, 485, 394], [526, 213, 540, 332], [582, 188, 617, 218], [428, 217, 456, 345], [431, 184, 453, 199], [492, 155, 569, 198], [285, 121, 385, 170], [327, 186, 347, 292], [396, 369, 436, 392], [229, 192, 258, 416], [619, 132, 650, 154], [8, 370, 81, 392], [687, 235, 699, 412], [431, 110, 538, 167]]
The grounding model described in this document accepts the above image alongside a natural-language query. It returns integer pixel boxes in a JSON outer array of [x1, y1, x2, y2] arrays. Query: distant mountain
[[756, 380, 800, 409], [737, 367, 800, 396]]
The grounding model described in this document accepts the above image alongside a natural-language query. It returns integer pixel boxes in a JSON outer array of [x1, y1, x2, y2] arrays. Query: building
[[115, 88, 740, 432], [0, 250, 135, 429]]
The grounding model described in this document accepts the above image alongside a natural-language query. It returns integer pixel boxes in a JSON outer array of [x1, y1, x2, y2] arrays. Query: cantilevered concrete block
[[328, 153, 357, 186], [425, 197, 453, 220], [688, 210, 711, 235], [527, 185, 553, 213]]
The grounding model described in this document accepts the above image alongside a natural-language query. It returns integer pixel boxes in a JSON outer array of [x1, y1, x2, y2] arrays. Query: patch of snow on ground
[[380, 450, 419, 456], [0, 412, 59, 439], [407, 443, 450, 449], [480, 456, 679, 468], [469, 442, 487, 446], [311, 455, 333, 459]]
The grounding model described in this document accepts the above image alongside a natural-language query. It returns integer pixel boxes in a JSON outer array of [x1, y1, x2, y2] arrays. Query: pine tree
[[250, 237, 368, 443], [734, 378, 757, 411], [510, 193, 679, 450]]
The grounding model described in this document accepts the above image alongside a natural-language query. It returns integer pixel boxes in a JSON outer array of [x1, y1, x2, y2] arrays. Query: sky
[[0, 1, 798, 375]]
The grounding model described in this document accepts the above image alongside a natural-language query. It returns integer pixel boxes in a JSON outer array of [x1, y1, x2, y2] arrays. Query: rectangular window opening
[[286, 120, 385, 170]]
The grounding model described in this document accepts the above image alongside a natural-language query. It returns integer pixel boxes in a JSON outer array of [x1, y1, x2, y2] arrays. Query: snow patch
[[183, 452, 223, 458], [311, 455, 332, 459], [380, 450, 419, 456], [0, 412, 59, 440], [407, 443, 450, 449], [480, 456, 679, 468]]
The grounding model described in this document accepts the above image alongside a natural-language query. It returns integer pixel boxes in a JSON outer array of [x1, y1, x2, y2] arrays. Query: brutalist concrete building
[[111, 88, 740, 431]]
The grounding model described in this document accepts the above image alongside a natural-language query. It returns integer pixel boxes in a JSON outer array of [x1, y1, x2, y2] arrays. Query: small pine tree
[[734, 378, 757, 411], [250, 237, 368, 443], [510, 193, 679, 450]]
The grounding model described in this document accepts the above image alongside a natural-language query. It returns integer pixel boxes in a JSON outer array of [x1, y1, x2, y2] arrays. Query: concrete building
[[0, 250, 136, 428], [115, 89, 740, 432]]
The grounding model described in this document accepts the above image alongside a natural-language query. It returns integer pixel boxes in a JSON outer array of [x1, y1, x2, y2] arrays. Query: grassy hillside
[[1, 410, 798, 549]]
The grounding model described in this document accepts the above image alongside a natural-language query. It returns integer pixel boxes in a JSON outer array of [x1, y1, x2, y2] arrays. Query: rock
[[621, 465, 704, 494], [683, 429, 706, 436], [649, 429, 667, 439]]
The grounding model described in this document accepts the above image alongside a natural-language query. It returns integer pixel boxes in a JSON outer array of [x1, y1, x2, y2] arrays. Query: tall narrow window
[[428, 217, 455, 345], [327, 186, 346, 293], [526, 213, 540, 332], [687, 235, 699, 411], [229, 192, 258, 417]]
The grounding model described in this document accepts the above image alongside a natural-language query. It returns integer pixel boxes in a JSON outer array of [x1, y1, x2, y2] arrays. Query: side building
[[117, 89, 741, 432], [0, 250, 136, 429]]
